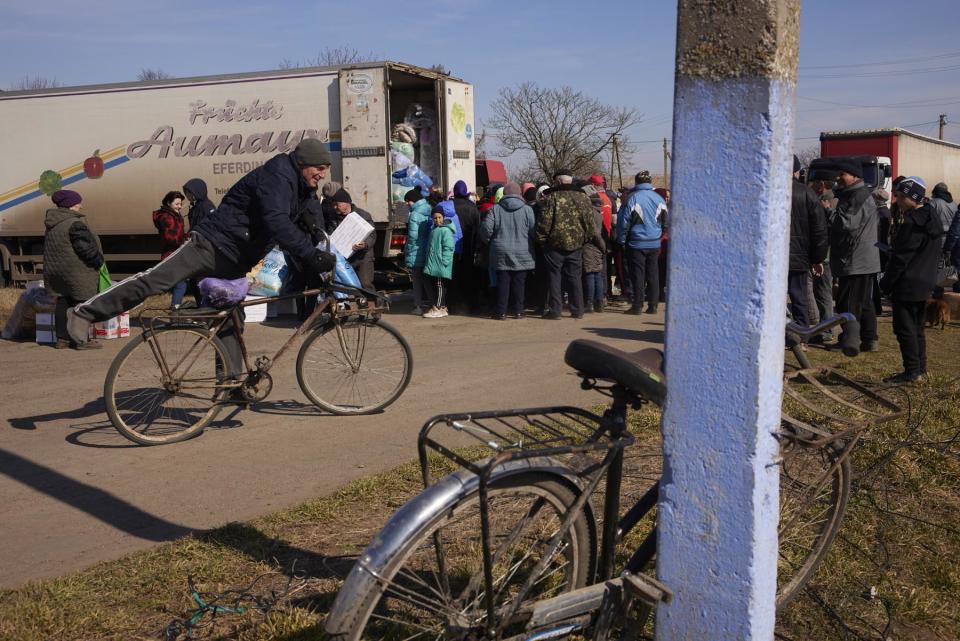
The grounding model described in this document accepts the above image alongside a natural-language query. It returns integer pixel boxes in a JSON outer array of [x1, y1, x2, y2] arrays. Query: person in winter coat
[[404, 188, 432, 313], [326, 188, 376, 291], [68, 139, 337, 377], [43, 190, 104, 350], [452, 179, 482, 313], [788, 156, 829, 329], [880, 177, 944, 383], [182, 178, 216, 230], [944, 206, 960, 275], [829, 157, 882, 352], [536, 172, 596, 319], [617, 170, 667, 315], [480, 182, 536, 319], [422, 207, 456, 318], [929, 182, 957, 243], [153, 190, 191, 308], [581, 187, 607, 314]]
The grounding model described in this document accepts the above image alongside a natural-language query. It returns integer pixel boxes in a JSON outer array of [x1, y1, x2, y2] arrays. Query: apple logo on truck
[[84, 149, 104, 179]]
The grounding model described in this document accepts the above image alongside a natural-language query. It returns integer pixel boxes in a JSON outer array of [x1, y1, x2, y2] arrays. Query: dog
[[925, 297, 950, 330]]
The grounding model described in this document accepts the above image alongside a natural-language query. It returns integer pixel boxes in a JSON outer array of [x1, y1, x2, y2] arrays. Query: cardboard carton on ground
[[35, 312, 56, 344], [94, 312, 130, 339]]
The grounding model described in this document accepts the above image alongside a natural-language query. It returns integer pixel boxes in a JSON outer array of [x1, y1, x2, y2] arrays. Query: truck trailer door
[[338, 68, 389, 221], [441, 80, 476, 195]]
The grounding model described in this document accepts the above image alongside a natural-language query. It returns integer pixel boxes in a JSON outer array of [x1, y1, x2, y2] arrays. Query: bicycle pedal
[[622, 571, 673, 604]]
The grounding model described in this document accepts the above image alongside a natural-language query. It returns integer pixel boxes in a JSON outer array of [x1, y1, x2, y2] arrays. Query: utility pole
[[939, 114, 947, 140], [612, 135, 624, 189]]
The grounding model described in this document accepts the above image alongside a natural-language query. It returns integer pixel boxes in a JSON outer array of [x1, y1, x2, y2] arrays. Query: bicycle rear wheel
[[776, 437, 851, 608], [296, 318, 412, 414], [104, 327, 227, 445], [327, 472, 595, 641]]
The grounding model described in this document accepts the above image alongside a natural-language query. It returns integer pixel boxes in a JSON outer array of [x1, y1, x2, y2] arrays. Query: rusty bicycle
[[324, 314, 903, 640], [103, 279, 412, 446]]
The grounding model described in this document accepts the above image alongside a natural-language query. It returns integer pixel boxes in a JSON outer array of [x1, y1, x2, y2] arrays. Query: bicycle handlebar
[[786, 313, 860, 358]]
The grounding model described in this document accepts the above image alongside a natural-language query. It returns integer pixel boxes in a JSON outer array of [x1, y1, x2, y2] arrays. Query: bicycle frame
[[136, 281, 389, 392]]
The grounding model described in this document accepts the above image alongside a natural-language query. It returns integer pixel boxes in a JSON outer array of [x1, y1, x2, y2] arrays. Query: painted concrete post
[[656, 2, 801, 640]]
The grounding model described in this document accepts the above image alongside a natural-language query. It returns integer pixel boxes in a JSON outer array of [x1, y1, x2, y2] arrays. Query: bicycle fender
[[325, 457, 589, 637]]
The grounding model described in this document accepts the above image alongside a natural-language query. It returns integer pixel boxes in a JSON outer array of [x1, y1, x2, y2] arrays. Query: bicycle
[[103, 278, 413, 446], [324, 314, 904, 640]]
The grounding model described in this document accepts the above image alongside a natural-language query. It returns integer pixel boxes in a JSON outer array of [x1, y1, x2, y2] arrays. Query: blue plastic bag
[[318, 248, 362, 302]]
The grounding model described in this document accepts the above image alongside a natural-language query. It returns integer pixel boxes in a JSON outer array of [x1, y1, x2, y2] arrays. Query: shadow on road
[[584, 327, 665, 343], [0, 447, 194, 541], [8, 398, 107, 431]]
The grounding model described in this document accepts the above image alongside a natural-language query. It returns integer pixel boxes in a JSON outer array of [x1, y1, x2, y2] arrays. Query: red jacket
[[153, 206, 186, 259]]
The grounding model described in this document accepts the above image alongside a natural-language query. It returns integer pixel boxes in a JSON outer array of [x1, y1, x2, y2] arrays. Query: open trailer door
[[441, 79, 475, 195], [338, 67, 389, 218]]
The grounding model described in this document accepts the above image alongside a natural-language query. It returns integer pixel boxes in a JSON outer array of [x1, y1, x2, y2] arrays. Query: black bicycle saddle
[[564, 340, 667, 406]]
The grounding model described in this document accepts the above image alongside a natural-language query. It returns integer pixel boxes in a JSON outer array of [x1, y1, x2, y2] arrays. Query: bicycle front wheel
[[776, 438, 851, 608], [104, 326, 227, 445], [328, 472, 595, 641], [296, 318, 412, 414]]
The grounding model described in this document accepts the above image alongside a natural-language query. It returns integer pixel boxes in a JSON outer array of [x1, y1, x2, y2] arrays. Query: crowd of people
[[789, 154, 959, 383], [41, 135, 958, 389], [401, 170, 668, 321]]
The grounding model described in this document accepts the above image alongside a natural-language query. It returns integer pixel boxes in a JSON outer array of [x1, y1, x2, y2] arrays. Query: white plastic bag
[[248, 247, 289, 296]]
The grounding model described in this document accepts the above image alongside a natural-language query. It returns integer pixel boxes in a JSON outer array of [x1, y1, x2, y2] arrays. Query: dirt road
[[0, 303, 663, 588]]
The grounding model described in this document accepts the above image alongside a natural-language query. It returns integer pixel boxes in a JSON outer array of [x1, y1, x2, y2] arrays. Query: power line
[[798, 95, 960, 110], [800, 63, 960, 79], [799, 49, 960, 71]]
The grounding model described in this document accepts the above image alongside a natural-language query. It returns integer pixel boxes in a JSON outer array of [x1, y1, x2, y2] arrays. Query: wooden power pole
[[939, 114, 947, 140]]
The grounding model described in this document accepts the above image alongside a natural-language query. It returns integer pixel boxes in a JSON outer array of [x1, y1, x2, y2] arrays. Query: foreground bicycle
[[325, 314, 904, 640], [104, 279, 412, 446]]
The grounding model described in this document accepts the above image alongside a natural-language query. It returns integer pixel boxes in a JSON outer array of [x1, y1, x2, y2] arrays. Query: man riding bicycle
[[66, 138, 338, 378]]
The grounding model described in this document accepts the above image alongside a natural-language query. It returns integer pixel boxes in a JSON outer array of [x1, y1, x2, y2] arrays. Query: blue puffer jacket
[[617, 183, 666, 250], [405, 198, 432, 268], [196, 152, 317, 268], [480, 195, 536, 271]]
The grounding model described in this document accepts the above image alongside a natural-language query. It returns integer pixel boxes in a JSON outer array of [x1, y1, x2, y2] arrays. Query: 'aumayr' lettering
[[127, 126, 329, 159]]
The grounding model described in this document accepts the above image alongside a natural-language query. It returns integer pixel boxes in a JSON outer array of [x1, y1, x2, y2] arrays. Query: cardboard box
[[94, 312, 130, 339], [244, 296, 268, 323], [35, 312, 56, 344]]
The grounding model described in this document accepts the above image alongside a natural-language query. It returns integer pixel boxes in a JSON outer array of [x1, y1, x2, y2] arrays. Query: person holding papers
[[326, 188, 376, 290]]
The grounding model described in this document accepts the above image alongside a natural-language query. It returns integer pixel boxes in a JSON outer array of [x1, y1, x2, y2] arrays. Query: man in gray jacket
[[829, 158, 881, 351], [930, 182, 957, 244]]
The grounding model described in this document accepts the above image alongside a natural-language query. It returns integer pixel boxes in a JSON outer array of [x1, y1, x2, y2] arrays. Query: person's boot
[[594, 301, 605, 313], [860, 340, 879, 352], [624, 307, 643, 315], [644, 304, 658, 314]]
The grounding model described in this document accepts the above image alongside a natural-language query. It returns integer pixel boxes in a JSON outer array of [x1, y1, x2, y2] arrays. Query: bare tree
[[795, 143, 821, 168], [488, 82, 640, 180], [475, 129, 488, 160], [10, 75, 59, 90], [508, 159, 547, 187], [278, 46, 377, 69], [138, 68, 173, 81]]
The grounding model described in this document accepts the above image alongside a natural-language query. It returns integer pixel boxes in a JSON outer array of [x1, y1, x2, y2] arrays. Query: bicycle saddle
[[564, 340, 667, 406], [198, 277, 250, 309]]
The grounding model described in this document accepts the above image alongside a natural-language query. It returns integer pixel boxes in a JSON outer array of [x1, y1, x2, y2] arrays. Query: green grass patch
[[0, 316, 958, 640]]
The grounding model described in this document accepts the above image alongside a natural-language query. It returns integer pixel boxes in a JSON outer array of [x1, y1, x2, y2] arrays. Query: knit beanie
[[503, 182, 522, 197], [404, 188, 423, 203], [835, 157, 863, 179], [332, 188, 352, 204], [635, 170, 652, 184], [293, 138, 333, 167], [589, 174, 605, 186], [895, 176, 926, 204], [52, 190, 82, 208]]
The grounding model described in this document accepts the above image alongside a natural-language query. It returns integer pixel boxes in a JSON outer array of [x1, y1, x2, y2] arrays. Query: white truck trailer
[[0, 61, 477, 284]]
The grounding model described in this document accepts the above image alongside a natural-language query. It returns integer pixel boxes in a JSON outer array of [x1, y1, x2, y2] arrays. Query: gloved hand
[[309, 249, 336, 273]]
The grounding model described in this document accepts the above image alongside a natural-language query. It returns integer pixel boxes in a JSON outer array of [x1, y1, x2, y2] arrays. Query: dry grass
[[0, 316, 957, 641], [0, 287, 25, 327]]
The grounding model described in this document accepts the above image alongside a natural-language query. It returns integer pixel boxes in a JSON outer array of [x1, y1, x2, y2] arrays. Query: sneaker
[[860, 340, 879, 353], [491, 313, 506, 320], [66, 307, 93, 345], [514, 312, 526, 319], [439, 307, 449, 317], [422, 307, 444, 318]]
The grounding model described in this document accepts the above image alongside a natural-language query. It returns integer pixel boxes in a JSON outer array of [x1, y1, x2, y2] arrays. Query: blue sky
[[3, 0, 959, 174]]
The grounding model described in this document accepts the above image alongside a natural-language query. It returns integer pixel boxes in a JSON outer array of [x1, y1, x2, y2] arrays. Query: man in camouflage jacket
[[536, 172, 595, 318]]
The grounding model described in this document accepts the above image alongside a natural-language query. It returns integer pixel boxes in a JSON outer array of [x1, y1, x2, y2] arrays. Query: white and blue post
[[656, 1, 800, 640]]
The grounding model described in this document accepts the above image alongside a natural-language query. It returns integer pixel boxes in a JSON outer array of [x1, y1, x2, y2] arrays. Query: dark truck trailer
[[0, 62, 477, 284]]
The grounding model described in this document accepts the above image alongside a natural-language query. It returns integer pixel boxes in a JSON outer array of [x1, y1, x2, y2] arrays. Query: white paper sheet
[[329, 212, 375, 259]]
